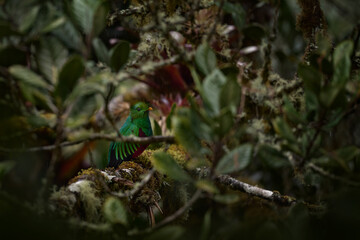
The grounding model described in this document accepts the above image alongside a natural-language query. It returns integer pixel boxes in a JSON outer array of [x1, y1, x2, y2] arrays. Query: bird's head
[[130, 102, 152, 119]]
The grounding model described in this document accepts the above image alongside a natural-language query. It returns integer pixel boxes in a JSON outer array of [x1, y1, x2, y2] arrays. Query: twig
[[111, 168, 156, 198], [0, 134, 175, 152], [307, 163, 360, 187], [216, 175, 296, 206], [134, 189, 202, 235], [103, 83, 123, 139], [35, 109, 63, 208]]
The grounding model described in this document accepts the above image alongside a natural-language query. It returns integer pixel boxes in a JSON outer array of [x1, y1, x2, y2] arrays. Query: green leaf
[[221, 2, 245, 30], [213, 194, 240, 204], [203, 69, 227, 115], [152, 152, 192, 182], [283, 96, 305, 124], [53, 21, 84, 52], [9, 65, 48, 90], [92, 38, 110, 64], [91, 2, 109, 37], [298, 64, 322, 94], [110, 41, 130, 72], [41, 17, 66, 33], [200, 210, 212, 240], [0, 160, 16, 182], [195, 43, 217, 75], [103, 197, 128, 226], [196, 180, 219, 194], [54, 56, 85, 102], [216, 144, 252, 174], [72, 0, 101, 35], [36, 37, 68, 83], [258, 144, 291, 168], [217, 110, 234, 137], [19, 6, 40, 32], [145, 226, 185, 240], [166, 103, 177, 130], [272, 117, 297, 143], [333, 40, 353, 85], [153, 119, 162, 136], [172, 108, 210, 156], [220, 76, 241, 115]]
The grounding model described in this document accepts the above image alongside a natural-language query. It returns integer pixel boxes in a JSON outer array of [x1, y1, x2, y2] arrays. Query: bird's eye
[[136, 107, 141, 111]]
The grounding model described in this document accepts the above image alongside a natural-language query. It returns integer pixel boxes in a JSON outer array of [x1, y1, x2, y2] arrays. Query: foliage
[[0, 0, 360, 239]]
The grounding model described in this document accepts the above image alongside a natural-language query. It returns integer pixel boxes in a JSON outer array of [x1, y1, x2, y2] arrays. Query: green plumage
[[108, 102, 153, 167]]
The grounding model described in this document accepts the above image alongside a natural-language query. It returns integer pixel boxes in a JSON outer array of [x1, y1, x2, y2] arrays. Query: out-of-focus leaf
[[145, 225, 185, 240], [92, 38, 110, 64], [153, 119, 162, 136], [320, 41, 353, 108], [152, 152, 192, 182], [221, 2, 245, 30], [9, 65, 48, 90], [200, 210, 212, 240], [216, 144, 252, 174], [0, 161, 16, 182], [0, 46, 26, 67], [41, 17, 66, 33], [217, 110, 234, 137], [272, 117, 297, 143], [195, 43, 217, 76], [283, 96, 305, 124], [172, 109, 204, 156], [54, 56, 85, 102], [19, 5, 39, 32], [53, 21, 84, 51], [166, 103, 176, 130], [196, 180, 219, 194], [92, 2, 109, 37], [331, 146, 360, 171], [103, 197, 128, 226], [203, 69, 227, 115], [220, 77, 241, 115], [36, 37, 68, 83], [305, 91, 319, 120], [258, 144, 291, 168], [298, 64, 322, 94], [72, 0, 101, 35], [213, 194, 240, 204], [333, 40, 353, 85], [110, 40, 130, 72]]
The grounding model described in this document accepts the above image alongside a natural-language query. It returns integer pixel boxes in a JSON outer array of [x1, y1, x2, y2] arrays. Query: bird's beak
[[148, 107, 153, 111]]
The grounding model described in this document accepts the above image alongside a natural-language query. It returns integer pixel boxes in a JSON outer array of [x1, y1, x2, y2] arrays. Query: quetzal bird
[[108, 102, 153, 168]]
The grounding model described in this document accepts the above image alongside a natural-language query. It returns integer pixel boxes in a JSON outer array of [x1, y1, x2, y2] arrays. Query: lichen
[[50, 145, 188, 224]]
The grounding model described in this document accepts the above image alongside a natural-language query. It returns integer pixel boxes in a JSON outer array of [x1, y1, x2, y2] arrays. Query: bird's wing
[[108, 120, 142, 167]]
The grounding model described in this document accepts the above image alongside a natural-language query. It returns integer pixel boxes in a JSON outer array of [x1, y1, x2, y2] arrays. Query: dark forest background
[[0, 0, 360, 239]]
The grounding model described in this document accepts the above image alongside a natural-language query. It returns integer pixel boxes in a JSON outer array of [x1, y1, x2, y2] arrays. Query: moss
[[50, 144, 189, 223], [296, 0, 327, 41]]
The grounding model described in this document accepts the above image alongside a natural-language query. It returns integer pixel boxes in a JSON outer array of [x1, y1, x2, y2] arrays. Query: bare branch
[[216, 175, 296, 206], [307, 163, 360, 187]]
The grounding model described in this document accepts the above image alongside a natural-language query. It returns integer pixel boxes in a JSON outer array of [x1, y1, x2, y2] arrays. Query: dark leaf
[[216, 144, 252, 174], [195, 43, 217, 76], [54, 55, 85, 102], [110, 41, 130, 72], [152, 152, 192, 182], [103, 197, 128, 226]]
